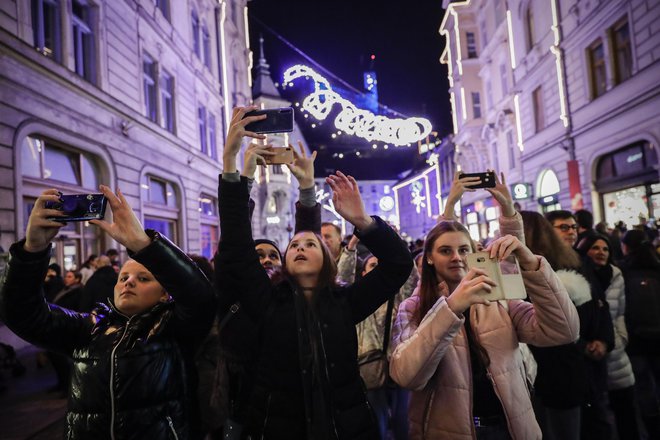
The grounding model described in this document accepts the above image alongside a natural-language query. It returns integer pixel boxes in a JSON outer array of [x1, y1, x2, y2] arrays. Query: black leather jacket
[[0, 231, 216, 439]]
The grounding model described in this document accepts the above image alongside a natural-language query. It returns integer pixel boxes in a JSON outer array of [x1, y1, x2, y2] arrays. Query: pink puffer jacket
[[389, 256, 579, 439]]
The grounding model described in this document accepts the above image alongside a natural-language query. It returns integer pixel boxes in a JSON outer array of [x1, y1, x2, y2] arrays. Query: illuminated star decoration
[[426, 152, 439, 166], [283, 65, 433, 146], [316, 188, 340, 219], [410, 181, 426, 214]]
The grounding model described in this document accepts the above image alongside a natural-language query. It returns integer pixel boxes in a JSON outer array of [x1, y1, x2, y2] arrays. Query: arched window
[[536, 169, 561, 212], [21, 135, 104, 270]]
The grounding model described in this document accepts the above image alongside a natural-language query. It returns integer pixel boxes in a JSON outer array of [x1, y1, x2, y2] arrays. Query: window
[[506, 131, 516, 169], [71, 1, 95, 83], [21, 135, 99, 189], [143, 56, 157, 122], [142, 174, 179, 242], [142, 175, 178, 208], [611, 18, 632, 84], [198, 106, 208, 154], [480, 20, 488, 48], [494, 0, 506, 24], [202, 24, 212, 69], [208, 112, 217, 160], [199, 193, 219, 259], [588, 38, 607, 98], [532, 86, 545, 132], [490, 140, 499, 172], [160, 70, 175, 133], [499, 64, 509, 96], [525, 7, 535, 52], [32, 0, 62, 62], [192, 10, 200, 58], [154, 0, 169, 21], [471, 92, 481, 118], [466, 32, 477, 58]]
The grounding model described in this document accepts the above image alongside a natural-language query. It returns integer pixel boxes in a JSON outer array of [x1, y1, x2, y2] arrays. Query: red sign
[[567, 160, 584, 210]]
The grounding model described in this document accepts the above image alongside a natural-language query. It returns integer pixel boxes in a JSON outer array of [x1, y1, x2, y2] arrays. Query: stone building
[[0, 0, 252, 265], [440, 0, 660, 240]]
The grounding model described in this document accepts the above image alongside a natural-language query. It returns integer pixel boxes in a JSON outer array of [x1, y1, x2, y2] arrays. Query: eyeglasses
[[554, 224, 578, 232]]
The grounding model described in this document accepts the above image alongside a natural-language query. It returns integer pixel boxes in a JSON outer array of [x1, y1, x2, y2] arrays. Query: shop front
[[595, 141, 659, 228]]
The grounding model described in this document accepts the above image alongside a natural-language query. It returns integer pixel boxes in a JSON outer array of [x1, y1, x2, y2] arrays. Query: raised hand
[[286, 141, 317, 189], [242, 143, 275, 178], [326, 171, 373, 230], [486, 234, 538, 271], [89, 185, 151, 253], [442, 171, 482, 220], [24, 189, 67, 253], [485, 171, 516, 217], [446, 267, 497, 314], [224, 106, 267, 173]]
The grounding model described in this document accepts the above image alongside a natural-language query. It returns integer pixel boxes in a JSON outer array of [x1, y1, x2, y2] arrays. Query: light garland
[[282, 65, 433, 146]]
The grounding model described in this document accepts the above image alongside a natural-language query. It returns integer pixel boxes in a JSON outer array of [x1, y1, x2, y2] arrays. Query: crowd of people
[[0, 105, 658, 439]]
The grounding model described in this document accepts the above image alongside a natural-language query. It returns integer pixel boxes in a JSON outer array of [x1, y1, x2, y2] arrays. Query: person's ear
[[159, 289, 169, 302]]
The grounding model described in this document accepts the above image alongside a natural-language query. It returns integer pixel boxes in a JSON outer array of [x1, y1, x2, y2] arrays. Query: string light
[[283, 65, 433, 146]]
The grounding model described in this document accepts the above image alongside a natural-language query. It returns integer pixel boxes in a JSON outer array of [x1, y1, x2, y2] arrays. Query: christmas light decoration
[[282, 65, 433, 146], [507, 10, 517, 69]]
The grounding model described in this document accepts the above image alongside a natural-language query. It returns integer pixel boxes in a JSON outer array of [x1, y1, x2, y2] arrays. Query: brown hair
[[520, 211, 581, 271], [413, 221, 474, 326], [282, 231, 338, 291]]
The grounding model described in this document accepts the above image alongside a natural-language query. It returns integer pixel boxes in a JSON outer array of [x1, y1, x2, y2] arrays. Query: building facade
[[440, 0, 660, 240], [0, 0, 252, 266]]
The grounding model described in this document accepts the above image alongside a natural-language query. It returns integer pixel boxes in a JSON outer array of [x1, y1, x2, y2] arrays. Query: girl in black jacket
[[215, 107, 413, 439], [0, 186, 216, 439]]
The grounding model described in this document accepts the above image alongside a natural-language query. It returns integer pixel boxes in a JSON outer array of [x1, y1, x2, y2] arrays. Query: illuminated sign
[[538, 194, 559, 205], [511, 183, 532, 200], [282, 65, 432, 145], [379, 196, 395, 212]]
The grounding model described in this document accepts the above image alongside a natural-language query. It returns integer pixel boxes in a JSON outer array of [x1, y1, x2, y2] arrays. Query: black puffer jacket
[[215, 177, 413, 440], [0, 231, 216, 439]]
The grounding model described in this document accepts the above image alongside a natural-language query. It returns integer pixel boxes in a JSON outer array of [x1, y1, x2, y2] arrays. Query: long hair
[[576, 233, 614, 265], [282, 231, 338, 292], [520, 211, 581, 271], [413, 221, 474, 326]]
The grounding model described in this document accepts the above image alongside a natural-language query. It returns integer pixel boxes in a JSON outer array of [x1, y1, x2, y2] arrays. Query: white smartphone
[[465, 252, 527, 301]]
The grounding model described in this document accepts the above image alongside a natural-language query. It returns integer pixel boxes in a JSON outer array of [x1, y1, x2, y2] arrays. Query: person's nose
[[450, 250, 462, 261], [124, 275, 136, 287]]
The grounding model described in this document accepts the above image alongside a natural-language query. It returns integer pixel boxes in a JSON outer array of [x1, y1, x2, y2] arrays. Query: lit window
[[31, 0, 62, 62], [611, 17, 632, 85], [143, 56, 157, 122], [198, 106, 208, 154], [588, 38, 607, 98], [532, 86, 545, 132], [192, 10, 200, 58], [471, 92, 481, 119], [466, 32, 477, 58], [160, 70, 175, 133]]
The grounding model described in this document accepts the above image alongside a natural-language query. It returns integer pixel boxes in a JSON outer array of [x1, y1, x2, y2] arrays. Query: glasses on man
[[554, 224, 579, 232]]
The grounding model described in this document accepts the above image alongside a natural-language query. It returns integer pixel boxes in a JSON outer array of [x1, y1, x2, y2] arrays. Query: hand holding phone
[[458, 171, 496, 189], [243, 107, 294, 134], [465, 252, 527, 301], [264, 146, 294, 165], [45, 194, 108, 222]]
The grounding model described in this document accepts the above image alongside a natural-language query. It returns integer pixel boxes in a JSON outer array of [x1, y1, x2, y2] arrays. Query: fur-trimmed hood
[[555, 269, 591, 306]]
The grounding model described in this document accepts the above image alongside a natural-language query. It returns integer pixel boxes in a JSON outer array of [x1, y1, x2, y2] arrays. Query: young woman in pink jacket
[[389, 173, 580, 439]]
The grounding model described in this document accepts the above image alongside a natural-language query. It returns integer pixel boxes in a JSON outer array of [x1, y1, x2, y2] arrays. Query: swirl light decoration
[[282, 65, 433, 146]]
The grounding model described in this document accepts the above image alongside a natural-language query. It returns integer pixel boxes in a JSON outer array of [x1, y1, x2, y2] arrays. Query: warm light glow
[[513, 94, 524, 151], [393, 166, 439, 218], [266, 216, 280, 224], [283, 65, 433, 145], [550, 0, 569, 128], [219, 2, 231, 135], [460, 87, 467, 121], [451, 9, 463, 75], [506, 10, 517, 69], [244, 6, 252, 88], [550, 0, 560, 45]]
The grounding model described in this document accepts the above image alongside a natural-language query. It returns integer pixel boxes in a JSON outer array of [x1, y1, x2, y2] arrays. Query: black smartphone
[[458, 171, 496, 189], [243, 107, 294, 134], [45, 194, 108, 222]]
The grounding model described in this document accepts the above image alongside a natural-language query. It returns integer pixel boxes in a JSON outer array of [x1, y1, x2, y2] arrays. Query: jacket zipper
[[317, 320, 340, 440], [166, 415, 179, 440], [109, 316, 133, 440]]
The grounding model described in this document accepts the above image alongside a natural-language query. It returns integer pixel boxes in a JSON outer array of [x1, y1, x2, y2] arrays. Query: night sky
[[247, 0, 451, 180]]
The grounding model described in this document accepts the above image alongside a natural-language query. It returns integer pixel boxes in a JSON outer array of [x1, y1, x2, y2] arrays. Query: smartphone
[[243, 107, 294, 134], [465, 252, 527, 301], [458, 171, 496, 189], [45, 194, 108, 222], [264, 146, 294, 165]]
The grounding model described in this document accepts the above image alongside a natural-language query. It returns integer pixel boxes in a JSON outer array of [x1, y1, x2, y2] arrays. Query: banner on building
[[567, 160, 584, 210]]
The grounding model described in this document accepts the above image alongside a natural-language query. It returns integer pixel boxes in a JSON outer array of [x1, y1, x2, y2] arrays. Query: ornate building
[[440, 0, 660, 239], [0, 0, 252, 265]]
